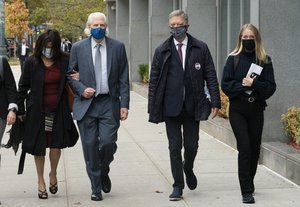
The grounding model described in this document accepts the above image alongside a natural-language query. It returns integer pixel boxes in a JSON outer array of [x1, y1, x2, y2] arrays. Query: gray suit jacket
[[68, 36, 129, 121]]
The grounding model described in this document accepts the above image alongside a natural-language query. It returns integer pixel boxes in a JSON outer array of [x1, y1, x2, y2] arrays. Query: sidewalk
[[0, 66, 299, 207]]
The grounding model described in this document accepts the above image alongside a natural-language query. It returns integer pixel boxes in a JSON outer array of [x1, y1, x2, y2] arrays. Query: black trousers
[[229, 98, 264, 195], [19, 56, 26, 72], [164, 108, 199, 189]]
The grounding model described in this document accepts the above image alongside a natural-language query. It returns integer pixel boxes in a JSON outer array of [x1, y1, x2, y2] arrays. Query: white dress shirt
[[91, 38, 109, 94], [21, 43, 26, 56], [173, 36, 188, 70]]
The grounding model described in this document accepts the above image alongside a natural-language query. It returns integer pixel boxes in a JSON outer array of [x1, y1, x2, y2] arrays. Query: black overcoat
[[17, 55, 79, 156], [148, 34, 221, 123], [0, 57, 18, 119]]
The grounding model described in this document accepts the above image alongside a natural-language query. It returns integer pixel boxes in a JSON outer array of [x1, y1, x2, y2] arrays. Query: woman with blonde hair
[[221, 24, 276, 204]]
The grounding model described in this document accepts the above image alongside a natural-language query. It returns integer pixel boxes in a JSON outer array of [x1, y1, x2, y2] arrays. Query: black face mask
[[170, 26, 187, 40], [242, 39, 255, 51]]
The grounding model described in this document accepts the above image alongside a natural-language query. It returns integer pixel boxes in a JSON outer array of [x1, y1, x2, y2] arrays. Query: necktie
[[177, 43, 183, 63], [95, 44, 102, 96]]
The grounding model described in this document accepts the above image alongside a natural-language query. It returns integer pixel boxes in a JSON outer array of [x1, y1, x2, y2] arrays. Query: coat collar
[[160, 33, 203, 53]]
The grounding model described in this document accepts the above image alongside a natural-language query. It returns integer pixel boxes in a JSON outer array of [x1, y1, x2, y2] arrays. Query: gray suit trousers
[[77, 95, 119, 194]]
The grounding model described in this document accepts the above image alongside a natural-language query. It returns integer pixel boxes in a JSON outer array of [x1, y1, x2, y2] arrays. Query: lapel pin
[[194, 62, 201, 70]]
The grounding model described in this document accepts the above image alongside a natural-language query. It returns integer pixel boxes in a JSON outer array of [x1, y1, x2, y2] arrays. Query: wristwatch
[[8, 107, 17, 113]]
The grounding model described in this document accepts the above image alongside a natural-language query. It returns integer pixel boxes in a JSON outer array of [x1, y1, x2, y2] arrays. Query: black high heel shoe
[[49, 182, 58, 194], [49, 172, 58, 194], [38, 189, 48, 199]]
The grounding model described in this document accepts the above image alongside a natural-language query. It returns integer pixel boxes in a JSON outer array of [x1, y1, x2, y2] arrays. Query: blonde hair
[[230, 24, 267, 63]]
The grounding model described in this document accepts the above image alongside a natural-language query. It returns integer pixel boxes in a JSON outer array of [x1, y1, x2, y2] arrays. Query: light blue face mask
[[42, 48, 53, 59]]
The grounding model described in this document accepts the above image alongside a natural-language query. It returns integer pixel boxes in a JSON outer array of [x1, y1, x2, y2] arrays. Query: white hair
[[84, 12, 107, 36]]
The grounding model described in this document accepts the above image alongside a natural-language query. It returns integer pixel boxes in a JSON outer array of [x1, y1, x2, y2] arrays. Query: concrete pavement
[[0, 66, 299, 206]]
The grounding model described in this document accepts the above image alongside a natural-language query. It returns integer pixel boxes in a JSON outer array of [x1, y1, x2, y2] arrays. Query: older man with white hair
[[68, 12, 129, 201]]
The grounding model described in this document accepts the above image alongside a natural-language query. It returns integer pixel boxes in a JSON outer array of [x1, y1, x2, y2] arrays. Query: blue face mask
[[42, 48, 53, 59], [91, 27, 106, 40], [170, 26, 187, 40]]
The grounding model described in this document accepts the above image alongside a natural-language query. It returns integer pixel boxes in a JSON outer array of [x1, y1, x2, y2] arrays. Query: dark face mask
[[170, 26, 187, 40], [242, 39, 255, 51]]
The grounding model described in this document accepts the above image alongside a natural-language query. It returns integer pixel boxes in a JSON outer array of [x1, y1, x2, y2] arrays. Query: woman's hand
[[242, 77, 255, 87], [70, 70, 80, 81]]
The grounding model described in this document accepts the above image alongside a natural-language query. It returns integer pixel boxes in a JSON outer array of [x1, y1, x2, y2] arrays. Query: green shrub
[[281, 106, 300, 146], [138, 64, 149, 83]]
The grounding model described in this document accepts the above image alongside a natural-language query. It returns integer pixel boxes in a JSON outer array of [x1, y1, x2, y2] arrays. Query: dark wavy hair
[[33, 29, 66, 62]]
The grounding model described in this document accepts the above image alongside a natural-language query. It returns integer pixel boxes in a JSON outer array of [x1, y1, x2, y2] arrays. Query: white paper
[[245, 63, 263, 95], [246, 63, 263, 79]]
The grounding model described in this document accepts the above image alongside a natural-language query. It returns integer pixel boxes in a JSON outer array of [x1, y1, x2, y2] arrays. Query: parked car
[[5, 37, 15, 57]]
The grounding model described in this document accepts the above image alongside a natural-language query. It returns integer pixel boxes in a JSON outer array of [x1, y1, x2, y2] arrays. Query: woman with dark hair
[[221, 24, 276, 204], [17, 29, 79, 199]]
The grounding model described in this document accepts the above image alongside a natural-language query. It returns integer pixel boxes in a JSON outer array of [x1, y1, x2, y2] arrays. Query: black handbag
[[3, 117, 25, 154]]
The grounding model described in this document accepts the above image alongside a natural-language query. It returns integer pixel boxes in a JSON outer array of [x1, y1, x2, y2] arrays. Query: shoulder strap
[[234, 54, 264, 70], [0, 56, 3, 78], [233, 55, 239, 72]]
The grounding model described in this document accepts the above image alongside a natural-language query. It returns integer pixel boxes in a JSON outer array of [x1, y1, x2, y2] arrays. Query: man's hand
[[82, 87, 96, 99], [6, 111, 16, 125], [211, 107, 219, 119], [120, 108, 128, 121]]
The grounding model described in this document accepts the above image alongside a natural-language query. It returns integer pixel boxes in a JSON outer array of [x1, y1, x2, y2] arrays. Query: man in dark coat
[[0, 56, 18, 145], [17, 39, 30, 72], [148, 10, 221, 201]]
